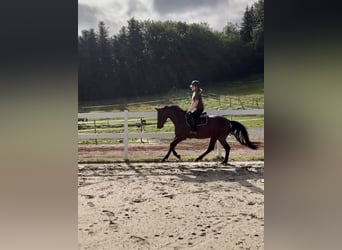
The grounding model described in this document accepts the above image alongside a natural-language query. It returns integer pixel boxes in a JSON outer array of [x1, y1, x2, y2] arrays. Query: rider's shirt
[[188, 91, 204, 112]]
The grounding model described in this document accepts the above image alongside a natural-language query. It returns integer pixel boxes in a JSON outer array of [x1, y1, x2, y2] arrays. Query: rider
[[186, 80, 204, 134]]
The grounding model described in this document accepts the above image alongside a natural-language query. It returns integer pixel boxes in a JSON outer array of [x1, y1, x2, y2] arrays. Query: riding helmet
[[189, 80, 200, 88]]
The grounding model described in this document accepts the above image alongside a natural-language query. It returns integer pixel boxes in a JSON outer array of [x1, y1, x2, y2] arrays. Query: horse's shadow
[[176, 164, 264, 194], [79, 161, 264, 194]]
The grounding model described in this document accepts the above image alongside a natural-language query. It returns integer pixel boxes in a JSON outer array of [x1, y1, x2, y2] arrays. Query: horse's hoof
[[161, 159, 166, 162], [222, 162, 235, 166], [175, 154, 181, 160]]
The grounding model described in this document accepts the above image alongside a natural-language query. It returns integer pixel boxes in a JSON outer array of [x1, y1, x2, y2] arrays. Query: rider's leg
[[186, 112, 196, 132], [191, 109, 203, 132]]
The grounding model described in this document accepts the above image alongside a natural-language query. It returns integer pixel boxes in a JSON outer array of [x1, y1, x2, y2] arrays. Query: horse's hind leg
[[195, 137, 217, 162], [161, 137, 183, 162], [218, 137, 231, 165]]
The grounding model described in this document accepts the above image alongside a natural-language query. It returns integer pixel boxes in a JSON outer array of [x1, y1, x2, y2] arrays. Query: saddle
[[185, 112, 208, 127], [195, 112, 208, 126]]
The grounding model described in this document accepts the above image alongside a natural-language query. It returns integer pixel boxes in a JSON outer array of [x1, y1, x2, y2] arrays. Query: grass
[[79, 75, 264, 113], [78, 115, 263, 132]]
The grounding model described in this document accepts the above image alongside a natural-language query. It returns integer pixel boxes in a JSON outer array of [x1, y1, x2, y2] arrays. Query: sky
[[79, 0, 257, 35]]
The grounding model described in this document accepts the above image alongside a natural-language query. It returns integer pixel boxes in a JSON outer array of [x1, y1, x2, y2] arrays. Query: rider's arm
[[188, 94, 199, 112]]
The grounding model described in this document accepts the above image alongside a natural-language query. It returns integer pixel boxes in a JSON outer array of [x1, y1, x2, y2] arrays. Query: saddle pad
[[195, 115, 208, 126]]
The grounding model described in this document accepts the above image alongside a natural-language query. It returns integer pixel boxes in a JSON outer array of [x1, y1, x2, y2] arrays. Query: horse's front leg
[[172, 148, 181, 160], [161, 137, 184, 162]]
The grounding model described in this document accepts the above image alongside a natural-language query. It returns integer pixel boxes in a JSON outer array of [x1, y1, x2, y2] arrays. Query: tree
[[78, 29, 99, 101], [252, 0, 264, 53], [125, 18, 147, 96], [112, 27, 129, 97], [97, 22, 114, 99], [223, 22, 240, 41], [240, 6, 255, 43], [78, 0, 264, 102]]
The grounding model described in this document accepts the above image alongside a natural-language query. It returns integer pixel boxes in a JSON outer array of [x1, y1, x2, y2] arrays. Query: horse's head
[[155, 106, 168, 129]]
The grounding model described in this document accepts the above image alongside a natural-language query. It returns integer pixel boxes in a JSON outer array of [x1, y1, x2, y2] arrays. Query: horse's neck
[[168, 109, 186, 127]]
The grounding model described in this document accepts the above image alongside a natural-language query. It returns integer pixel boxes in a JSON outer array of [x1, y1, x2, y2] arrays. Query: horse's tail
[[230, 121, 257, 150]]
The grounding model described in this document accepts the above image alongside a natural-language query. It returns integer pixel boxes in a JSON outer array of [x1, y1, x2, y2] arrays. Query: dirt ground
[[78, 139, 264, 161], [78, 161, 264, 250]]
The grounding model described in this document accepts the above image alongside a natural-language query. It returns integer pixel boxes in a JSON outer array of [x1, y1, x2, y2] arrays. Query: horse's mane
[[164, 104, 186, 113]]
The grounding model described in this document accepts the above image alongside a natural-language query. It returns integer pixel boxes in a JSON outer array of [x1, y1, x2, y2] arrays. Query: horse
[[155, 105, 257, 164]]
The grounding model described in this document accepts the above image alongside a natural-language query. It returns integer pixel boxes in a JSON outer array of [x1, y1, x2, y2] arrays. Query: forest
[[78, 0, 263, 102]]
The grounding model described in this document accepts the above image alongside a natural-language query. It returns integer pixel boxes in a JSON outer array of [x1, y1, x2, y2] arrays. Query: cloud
[[126, 0, 149, 16], [78, 4, 100, 29], [78, 0, 257, 35], [78, 1, 125, 34], [153, 0, 224, 14]]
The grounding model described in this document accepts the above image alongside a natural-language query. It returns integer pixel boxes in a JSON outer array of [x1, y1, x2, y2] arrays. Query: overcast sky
[[79, 0, 257, 35]]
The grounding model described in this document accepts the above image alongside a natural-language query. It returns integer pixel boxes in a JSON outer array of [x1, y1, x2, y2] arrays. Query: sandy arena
[[78, 161, 264, 249]]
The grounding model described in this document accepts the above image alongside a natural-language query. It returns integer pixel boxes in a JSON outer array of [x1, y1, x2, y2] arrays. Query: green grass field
[[78, 75, 264, 145]]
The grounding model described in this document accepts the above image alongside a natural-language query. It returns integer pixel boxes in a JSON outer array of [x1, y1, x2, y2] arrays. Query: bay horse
[[155, 105, 257, 164]]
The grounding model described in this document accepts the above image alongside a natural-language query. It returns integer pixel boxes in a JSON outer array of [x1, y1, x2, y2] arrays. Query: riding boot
[[190, 117, 197, 133]]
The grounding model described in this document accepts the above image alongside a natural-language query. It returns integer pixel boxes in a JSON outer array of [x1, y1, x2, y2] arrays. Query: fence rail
[[78, 109, 264, 160]]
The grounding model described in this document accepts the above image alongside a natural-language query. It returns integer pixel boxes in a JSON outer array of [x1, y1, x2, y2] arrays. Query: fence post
[[217, 142, 222, 158], [140, 117, 143, 143], [216, 107, 222, 159], [238, 96, 245, 109], [94, 120, 97, 145], [123, 110, 129, 160]]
